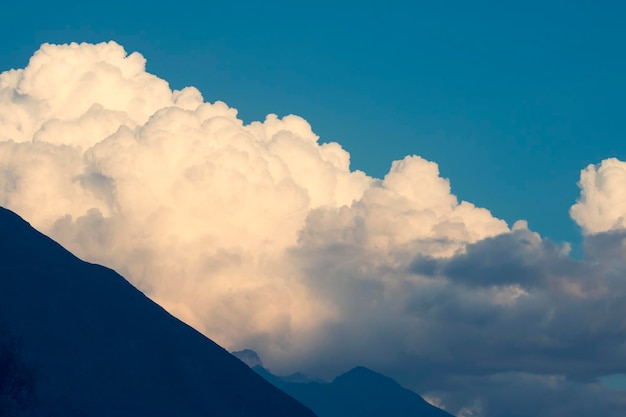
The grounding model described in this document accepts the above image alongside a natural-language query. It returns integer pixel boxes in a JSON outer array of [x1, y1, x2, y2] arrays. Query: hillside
[[0, 207, 316, 417]]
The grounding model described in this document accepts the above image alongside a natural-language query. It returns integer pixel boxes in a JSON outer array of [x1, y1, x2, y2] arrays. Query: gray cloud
[[410, 227, 590, 290], [278, 222, 626, 416]]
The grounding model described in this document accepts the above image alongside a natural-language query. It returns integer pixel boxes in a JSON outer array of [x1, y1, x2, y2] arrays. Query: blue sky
[[3, 1, 625, 250]]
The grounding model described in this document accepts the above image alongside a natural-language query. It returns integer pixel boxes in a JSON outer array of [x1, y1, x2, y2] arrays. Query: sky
[[2, 2, 626, 416]]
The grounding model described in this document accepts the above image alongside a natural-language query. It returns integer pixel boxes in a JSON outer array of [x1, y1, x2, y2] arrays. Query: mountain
[[233, 351, 455, 417], [0, 207, 316, 417], [233, 349, 265, 369]]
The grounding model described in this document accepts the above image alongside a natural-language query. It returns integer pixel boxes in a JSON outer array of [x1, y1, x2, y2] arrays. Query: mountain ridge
[[233, 350, 455, 417], [0, 206, 316, 417]]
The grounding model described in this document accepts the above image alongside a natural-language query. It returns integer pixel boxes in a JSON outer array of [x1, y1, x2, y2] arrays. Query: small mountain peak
[[281, 372, 326, 384], [232, 349, 264, 368], [334, 366, 397, 387], [343, 366, 381, 378]]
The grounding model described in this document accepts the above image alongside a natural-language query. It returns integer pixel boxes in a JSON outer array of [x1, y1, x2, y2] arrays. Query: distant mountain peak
[[232, 349, 264, 368], [345, 366, 376, 375], [334, 366, 397, 387], [250, 361, 456, 417]]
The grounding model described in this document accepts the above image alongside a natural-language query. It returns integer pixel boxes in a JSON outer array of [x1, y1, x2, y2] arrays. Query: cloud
[[287, 221, 626, 416], [426, 372, 626, 417], [2, 41, 626, 416], [571, 158, 626, 234], [410, 224, 584, 291]]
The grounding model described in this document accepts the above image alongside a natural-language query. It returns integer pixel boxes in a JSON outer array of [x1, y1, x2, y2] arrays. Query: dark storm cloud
[[410, 228, 589, 290]]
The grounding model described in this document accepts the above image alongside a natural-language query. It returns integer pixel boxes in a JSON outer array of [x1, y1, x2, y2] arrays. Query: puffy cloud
[[571, 158, 626, 234], [0, 41, 504, 342], [2, 41, 626, 416]]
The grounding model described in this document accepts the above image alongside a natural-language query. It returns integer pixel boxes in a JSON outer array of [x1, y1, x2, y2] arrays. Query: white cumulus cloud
[[0, 41, 506, 350], [571, 158, 626, 234]]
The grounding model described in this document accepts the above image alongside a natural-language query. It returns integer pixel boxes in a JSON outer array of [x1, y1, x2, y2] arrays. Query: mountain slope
[[233, 351, 455, 417], [0, 207, 316, 417]]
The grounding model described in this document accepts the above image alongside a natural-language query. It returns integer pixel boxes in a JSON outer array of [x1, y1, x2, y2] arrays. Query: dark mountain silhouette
[[233, 349, 264, 369], [0, 207, 316, 417], [0, 318, 36, 416], [233, 351, 455, 417]]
